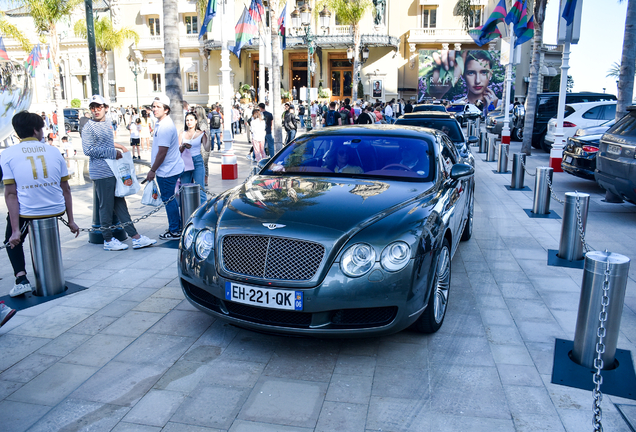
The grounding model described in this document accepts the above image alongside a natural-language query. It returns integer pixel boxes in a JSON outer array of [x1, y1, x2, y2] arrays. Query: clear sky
[[543, 0, 629, 95]]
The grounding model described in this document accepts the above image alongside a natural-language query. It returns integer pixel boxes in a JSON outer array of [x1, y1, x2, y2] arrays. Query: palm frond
[[0, 17, 32, 52]]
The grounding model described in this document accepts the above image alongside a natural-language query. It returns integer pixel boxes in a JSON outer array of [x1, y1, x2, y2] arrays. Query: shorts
[[130, 138, 140, 146]]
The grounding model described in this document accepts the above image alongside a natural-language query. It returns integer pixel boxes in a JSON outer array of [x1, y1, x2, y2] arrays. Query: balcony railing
[[408, 27, 475, 43], [138, 36, 163, 49], [180, 34, 202, 47]]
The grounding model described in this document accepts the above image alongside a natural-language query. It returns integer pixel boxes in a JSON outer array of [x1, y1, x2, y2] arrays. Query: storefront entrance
[[329, 54, 353, 102], [289, 53, 311, 102], [252, 57, 269, 102]]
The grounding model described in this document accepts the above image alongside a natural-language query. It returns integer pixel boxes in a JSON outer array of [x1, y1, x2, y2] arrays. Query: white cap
[[89, 94, 107, 106], [152, 94, 171, 107]]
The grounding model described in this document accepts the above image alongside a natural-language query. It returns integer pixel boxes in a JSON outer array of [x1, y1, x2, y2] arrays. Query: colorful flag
[[562, 0, 577, 26], [231, 6, 258, 59], [505, 0, 524, 26], [486, 0, 508, 24], [46, 45, 52, 69], [469, 23, 503, 46], [0, 37, 9, 61], [278, 2, 287, 50], [248, 0, 265, 23], [514, 14, 534, 47], [25, 44, 41, 77], [198, 0, 217, 40], [514, 0, 529, 37]]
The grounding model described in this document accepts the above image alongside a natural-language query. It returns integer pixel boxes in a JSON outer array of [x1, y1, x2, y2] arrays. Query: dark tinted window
[[536, 96, 558, 119], [582, 105, 603, 119], [447, 105, 464, 113], [606, 112, 636, 137], [394, 118, 463, 143], [601, 104, 617, 120], [262, 135, 435, 181], [413, 104, 446, 112], [564, 106, 576, 118]]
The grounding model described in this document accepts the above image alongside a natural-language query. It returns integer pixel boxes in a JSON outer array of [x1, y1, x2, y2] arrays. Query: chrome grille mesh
[[222, 235, 325, 281]]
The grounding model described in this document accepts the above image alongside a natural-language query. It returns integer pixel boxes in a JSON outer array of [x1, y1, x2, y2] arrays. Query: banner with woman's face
[[418, 49, 513, 109]]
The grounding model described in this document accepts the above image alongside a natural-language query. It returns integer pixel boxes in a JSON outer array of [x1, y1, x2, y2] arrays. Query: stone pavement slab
[[0, 130, 635, 431]]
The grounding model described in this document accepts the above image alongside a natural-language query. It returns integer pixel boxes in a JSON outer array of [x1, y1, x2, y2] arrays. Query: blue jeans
[[180, 154, 206, 203], [211, 129, 222, 150], [299, 115, 305, 128], [286, 129, 296, 145], [384, 115, 395, 124], [232, 121, 239, 136], [156, 173, 181, 233], [265, 134, 275, 157]]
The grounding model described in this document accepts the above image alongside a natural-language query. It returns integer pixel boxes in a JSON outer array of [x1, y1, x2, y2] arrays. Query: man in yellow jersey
[[1, 111, 80, 297]]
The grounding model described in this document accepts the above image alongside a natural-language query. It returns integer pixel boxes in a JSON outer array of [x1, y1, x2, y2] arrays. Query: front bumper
[[178, 245, 434, 337]]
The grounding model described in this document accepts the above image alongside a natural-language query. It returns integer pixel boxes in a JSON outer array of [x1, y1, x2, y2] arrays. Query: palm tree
[[270, 0, 283, 149], [607, 61, 622, 79], [73, 16, 139, 97], [0, 12, 32, 53], [163, 0, 184, 129], [316, 0, 372, 101], [616, 0, 635, 120], [16, 0, 83, 138]]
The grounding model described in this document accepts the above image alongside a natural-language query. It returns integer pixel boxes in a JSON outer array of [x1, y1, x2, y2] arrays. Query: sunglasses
[[89, 105, 105, 111]]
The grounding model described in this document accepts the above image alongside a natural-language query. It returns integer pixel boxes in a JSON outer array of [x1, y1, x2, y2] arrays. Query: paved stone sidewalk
[[0, 130, 635, 431]]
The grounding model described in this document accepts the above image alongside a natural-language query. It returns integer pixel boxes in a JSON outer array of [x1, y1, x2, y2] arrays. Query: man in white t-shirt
[[145, 94, 185, 240], [1, 111, 80, 297], [384, 101, 395, 124]]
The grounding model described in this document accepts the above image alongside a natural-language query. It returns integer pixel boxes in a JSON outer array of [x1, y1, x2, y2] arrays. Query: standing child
[[130, 118, 142, 160]]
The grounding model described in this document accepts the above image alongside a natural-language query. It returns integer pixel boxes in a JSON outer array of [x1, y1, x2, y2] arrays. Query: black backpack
[[299, 106, 305, 115], [210, 112, 221, 129], [325, 110, 338, 127], [340, 108, 350, 124]]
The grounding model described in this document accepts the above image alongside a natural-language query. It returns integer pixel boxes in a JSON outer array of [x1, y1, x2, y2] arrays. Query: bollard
[[475, 117, 481, 133], [497, 143, 509, 173], [486, 135, 497, 162], [558, 192, 590, 261], [572, 251, 630, 369], [181, 183, 201, 227], [511, 153, 525, 189], [29, 217, 65, 296], [468, 121, 475, 137], [532, 167, 553, 214], [479, 131, 487, 153]]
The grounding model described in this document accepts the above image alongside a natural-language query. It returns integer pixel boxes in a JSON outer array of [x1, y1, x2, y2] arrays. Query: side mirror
[[450, 163, 475, 180], [468, 136, 479, 144]]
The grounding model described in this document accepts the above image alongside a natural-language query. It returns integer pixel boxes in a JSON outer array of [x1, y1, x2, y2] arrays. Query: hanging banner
[[417, 49, 513, 109]]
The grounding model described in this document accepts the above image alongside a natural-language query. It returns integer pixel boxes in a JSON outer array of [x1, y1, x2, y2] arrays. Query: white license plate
[[607, 144, 622, 155], [564, 156, 573, 164], [225, 282, 303, 311]]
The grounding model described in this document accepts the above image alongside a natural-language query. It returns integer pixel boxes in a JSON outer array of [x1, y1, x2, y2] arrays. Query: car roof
[[565, 101, 617, 110], [400, 112, 455, 119]]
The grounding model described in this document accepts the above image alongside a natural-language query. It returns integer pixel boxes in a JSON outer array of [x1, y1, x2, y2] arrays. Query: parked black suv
[[595, 106, 636, 204], [63, 108, 80, 132], [525, 92, 616, 149]]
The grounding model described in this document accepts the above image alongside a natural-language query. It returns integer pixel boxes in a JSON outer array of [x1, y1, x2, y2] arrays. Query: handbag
[[105, 152, 141, 197], [181, 147, 194, 171], [141, 179, 162, 206]]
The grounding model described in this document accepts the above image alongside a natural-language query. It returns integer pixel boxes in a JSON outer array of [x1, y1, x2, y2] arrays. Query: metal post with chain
[[519, 155, 536, 176], [592, 261, 611, 432], [545, 172, 565, 204], [0, 221, 30, 251], [575, 192, 592, 253]]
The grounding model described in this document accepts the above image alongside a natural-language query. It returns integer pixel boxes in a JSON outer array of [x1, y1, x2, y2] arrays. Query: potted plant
[[239, 84, 252, 103], [317, 87, 331, 104], [281, 89, 291, 102]]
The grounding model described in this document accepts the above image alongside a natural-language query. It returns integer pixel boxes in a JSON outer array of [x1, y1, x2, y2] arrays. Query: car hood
[[210, 176, 431, 239]]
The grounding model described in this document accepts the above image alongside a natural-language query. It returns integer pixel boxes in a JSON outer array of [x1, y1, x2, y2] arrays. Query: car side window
[[582, 105, 604, 119], [601, 104, 616, 120], [440, 137, 456, 179]]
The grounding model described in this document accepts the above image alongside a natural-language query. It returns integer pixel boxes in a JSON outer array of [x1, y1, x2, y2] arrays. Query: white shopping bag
[[105, 152, 141, 197], [141, 179, 162, 206]]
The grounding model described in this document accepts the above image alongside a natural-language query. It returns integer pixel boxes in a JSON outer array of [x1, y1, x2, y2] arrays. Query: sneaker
[[0, 301, 16, 328], [133, 235, 157, 249], [9, 281, 32, 297], [104, 238, 129, 251], [159, 231, 181, 241]]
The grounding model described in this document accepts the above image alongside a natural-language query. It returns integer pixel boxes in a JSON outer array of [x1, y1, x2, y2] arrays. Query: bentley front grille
[[221, 235, 325, 281]]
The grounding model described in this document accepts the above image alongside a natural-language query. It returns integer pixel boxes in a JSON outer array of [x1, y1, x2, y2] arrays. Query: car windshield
[[262, 135, 435, 181], [394, 118, 464, 143]]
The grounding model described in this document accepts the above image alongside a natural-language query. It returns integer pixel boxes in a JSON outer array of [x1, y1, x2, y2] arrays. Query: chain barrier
[[519, 154, 536, 177], [592, 261, 611, 432], [545, 173, 565, 204], [0, 221, 30, 251], [575, 192, 593, 253]]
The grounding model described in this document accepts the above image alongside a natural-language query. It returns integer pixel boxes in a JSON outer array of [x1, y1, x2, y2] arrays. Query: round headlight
[[340, 243, 376, 277], [195, 229, 214, 260], [183, 224, 196, 250], [381, 241, 411, 272]]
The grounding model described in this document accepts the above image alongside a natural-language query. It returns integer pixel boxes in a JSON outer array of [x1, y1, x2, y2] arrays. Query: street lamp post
[[128, 56, 147, 112]]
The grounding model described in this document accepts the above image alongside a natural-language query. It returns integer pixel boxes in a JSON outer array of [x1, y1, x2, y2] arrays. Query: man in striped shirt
[[82, 95, 156, 251]]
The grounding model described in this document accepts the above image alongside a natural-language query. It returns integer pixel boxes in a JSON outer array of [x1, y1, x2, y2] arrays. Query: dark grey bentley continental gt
[[178, 125, 475, 336]]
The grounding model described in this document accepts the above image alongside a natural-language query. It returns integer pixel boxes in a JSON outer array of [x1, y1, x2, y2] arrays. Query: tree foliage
[[73, 16, 140, 54], [454, 0, 476, 33], [547, 74, 574, 92], [18, 0, 83, 35], [0, 12, 32, 53]]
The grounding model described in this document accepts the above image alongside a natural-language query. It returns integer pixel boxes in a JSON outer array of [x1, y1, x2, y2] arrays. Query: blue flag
[[198, 0, 217, 40], [278, 3, 287, 50], [562, 0, 577, 26]]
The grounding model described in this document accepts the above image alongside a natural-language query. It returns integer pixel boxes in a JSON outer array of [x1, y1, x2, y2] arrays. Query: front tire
[[414, 238, 451, 333]]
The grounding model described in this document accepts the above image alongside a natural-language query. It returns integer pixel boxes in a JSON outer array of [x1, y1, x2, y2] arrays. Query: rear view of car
[[543, 101, 616, 152], [595, 106, 636, 204]]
